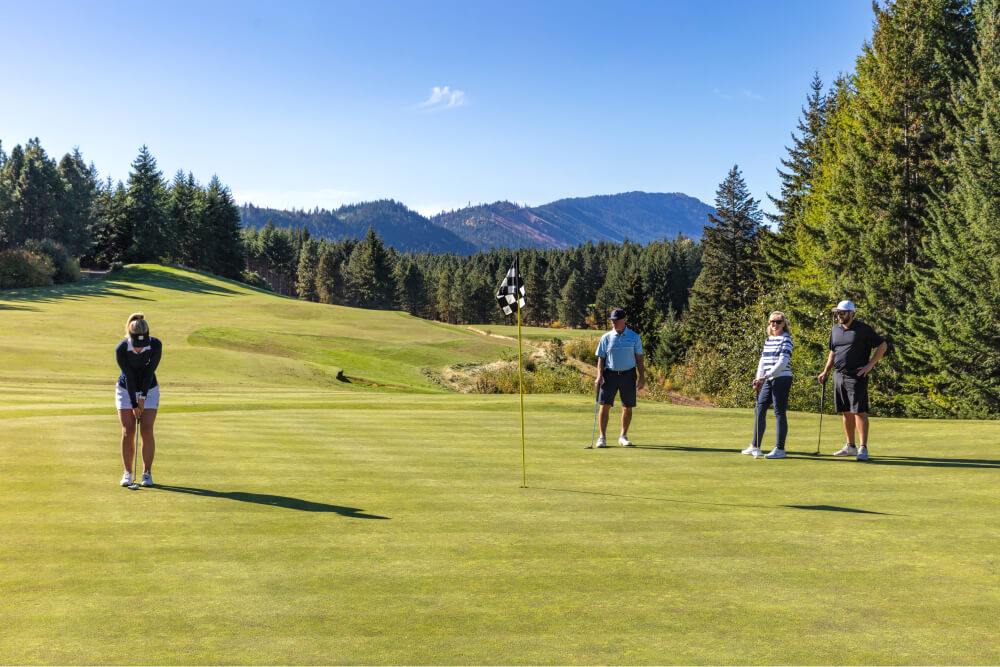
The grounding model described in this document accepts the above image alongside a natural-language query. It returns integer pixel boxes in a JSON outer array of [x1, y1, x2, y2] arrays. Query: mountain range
[[239, 191, 713, 254]]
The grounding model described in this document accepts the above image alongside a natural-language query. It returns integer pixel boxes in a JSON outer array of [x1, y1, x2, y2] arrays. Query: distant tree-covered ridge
[[239, 200, 477, 255], [240, 191, 713, 254]]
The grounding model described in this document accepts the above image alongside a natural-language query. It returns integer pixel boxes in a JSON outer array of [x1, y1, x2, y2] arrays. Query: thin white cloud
[[234, 188, 361, 211], [743, 89, 763, 101], [418, 86, 466, 111], [713, 87, 734, 102]]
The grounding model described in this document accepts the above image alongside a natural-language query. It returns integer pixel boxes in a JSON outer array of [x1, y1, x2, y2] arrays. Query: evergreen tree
[[394, 256, 427, 315], [342, 226, 394, 308], [557, 270, 587, 328], [201, 175, 245, 279], [55, 148, 98, 256], [686, 165, 764, 335], [905, 0, 1000, 417], [315, 247, 340, 304], [168, 171, 203, 268], [296, 238, 320, 301], [124, 146, 171, 261]]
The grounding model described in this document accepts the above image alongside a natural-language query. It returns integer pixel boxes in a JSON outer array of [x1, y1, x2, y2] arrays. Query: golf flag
[[495, 256, 527, 488], [495, 257, 526, 315]]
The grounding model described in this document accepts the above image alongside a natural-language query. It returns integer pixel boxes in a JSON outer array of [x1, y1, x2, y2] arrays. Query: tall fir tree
[[343, 226, 394, 308], [686, 165, 764, 336], [904, 0, 1000, 417], [124, 146, 171, 262]]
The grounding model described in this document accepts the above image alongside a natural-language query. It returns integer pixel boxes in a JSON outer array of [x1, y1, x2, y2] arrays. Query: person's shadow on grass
[[635, 444, 1000, 469], [154, 485, 389, 519]]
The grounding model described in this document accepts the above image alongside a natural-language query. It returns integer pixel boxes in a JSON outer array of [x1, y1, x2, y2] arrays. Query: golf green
[[1, 266, 998, 664]]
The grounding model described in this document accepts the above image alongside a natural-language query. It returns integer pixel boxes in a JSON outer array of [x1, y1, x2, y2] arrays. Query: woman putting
[[742, 311, 794, 459], [116, 313, 161, 487]]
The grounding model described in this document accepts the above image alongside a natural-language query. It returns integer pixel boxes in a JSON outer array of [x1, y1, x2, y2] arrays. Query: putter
[[814, 378, 826, 456], [128, 415, 141, 490], [585, 382, 600, 448]]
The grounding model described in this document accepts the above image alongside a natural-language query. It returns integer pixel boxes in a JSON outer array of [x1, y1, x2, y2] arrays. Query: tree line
[[0, 141, 244, 285], [675, 0, 1000, 419], [243, 222, 702, 369]]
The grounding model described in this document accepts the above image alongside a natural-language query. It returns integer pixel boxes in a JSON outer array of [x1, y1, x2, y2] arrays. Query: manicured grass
[[2, 266, 999, 665]]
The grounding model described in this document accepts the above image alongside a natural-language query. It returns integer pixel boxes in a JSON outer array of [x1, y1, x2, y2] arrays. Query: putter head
[[128, 483, 141, 490], [583, 445, 593, 449]]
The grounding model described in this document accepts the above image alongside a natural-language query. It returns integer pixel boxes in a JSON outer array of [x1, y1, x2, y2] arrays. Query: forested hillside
[[239, 200, 477, 254], [430, 191, 712, 251]]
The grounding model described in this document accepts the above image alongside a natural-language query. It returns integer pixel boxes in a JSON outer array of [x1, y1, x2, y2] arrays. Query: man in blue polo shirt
[[593, 308, 645, 448], [817, 300, 887, 461]]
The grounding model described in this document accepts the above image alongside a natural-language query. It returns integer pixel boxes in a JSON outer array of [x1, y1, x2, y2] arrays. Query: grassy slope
[[1, 266, 999, 665]]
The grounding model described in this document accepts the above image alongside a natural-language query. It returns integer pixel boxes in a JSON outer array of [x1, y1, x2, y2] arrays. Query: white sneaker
[[595, 435, 608, 448], [141, 472, 154, 487], [120, 472, 133, 487], [856, 446, 869, 461], [833, 444, 859, 457], [741, 445, 762, 456], [764, 448, 787, 459], [618, 435, 634, 447]]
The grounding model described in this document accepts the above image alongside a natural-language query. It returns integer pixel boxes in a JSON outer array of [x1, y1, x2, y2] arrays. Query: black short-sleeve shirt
[[829, 319, 885, 375]]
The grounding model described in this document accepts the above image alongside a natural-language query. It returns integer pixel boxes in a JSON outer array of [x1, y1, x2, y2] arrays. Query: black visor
[[130, 333, 150, 348]]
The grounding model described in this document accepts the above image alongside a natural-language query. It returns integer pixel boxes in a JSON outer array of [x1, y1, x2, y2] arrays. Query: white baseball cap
[[832, 300, 856, 312]]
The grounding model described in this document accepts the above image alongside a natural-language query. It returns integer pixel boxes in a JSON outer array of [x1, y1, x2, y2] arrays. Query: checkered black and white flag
[[495, 257, 526, 316]]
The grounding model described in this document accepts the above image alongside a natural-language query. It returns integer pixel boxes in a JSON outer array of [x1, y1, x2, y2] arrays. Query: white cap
[[832, 300, 856, 312]]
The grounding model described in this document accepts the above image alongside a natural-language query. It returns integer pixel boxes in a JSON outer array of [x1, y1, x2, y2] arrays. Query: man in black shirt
[[817, 300, 887, 461]]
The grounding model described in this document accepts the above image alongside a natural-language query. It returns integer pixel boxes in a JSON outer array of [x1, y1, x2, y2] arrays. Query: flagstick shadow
[[154, 485, 389, 518], [531, 486, 898, 515]]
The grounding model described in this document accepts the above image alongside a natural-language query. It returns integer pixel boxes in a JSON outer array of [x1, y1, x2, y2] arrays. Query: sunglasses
[[769, 320, 784, 325]]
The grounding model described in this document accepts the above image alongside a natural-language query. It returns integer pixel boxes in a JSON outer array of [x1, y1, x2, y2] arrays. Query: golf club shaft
[[590, 382, 600, 447], [816, 380, 825, 455]]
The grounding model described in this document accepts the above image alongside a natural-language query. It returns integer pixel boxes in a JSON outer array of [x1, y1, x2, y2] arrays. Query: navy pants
[[753, 376, 793, 449]]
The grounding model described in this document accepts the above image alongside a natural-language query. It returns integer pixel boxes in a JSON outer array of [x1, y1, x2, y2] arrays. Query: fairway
[[2, 267, 999, 665]]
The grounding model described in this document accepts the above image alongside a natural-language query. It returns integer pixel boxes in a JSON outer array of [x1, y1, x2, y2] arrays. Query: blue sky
[[1, 1, 874, 217]]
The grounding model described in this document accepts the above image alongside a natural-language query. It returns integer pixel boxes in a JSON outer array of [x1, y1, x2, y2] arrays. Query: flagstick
[[517, 298, 526, 488]]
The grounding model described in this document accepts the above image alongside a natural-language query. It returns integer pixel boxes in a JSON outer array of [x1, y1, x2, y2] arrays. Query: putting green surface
[[2, 266, 999, 665]]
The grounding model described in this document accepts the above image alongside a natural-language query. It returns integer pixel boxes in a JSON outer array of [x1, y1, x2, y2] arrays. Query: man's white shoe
[[618, 435, 634, 447], [833, 444, 859, 457], [120, 472, 133, 487], [741, 445, 762, 456], [856, 446, 869, 461], [764, 447, 787, 459], [594, 435, 608, 448], [141, 472, 154, 487]]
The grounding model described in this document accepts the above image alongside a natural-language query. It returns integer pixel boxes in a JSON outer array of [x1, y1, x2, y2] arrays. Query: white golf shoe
[[741, 445, 762, 456], [141, 472, 154, 487], [856, 446, 869, 461], [594, 435, 608, 448], [833, 444, 858, 457], [618, 435, 634, 447], [120, 472, 133, 487], [764, 447, 787, 459]]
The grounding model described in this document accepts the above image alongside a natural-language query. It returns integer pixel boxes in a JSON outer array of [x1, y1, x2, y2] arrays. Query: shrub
[[23, 239, 80, 284], [240, 270, 272, 290], [0, 249, 55, 289], [109, 262, 125, 273], [565, 336, 601, 363]]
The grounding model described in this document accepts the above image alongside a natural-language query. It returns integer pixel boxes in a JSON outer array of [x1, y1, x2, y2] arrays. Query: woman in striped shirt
[[742, 311, 793, 459]]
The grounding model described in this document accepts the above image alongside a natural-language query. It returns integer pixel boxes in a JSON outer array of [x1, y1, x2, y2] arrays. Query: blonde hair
[[767, 311, 790, 335], [126, 312, 149, 337]]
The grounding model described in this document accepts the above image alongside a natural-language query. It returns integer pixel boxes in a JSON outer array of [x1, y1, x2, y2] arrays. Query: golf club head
[[583, 445, 593, 449], [128, 483, 141, 490]]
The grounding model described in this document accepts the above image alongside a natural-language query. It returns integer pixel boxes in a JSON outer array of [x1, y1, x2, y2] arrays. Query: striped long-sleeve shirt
[[755, 333, 793, 380]]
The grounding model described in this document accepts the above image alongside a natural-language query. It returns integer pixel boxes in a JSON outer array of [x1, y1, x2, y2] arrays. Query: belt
[[606, 368, 636, 375]]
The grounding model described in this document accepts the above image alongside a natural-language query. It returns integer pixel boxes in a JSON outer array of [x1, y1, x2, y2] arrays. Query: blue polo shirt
[[595, 327, 643, 371]]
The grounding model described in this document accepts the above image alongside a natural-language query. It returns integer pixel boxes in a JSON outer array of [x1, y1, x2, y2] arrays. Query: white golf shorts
[[115, 384, 160, 410]]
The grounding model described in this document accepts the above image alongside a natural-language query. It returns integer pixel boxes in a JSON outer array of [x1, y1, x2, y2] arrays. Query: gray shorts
[[834, 372, 868, 414]]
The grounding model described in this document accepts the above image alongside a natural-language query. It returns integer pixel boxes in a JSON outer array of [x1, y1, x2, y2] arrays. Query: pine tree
[[315, 247, 340, 304], [296, 239, 320, 301], [557, 270, 587, 328], [343, 226, 394, 308], [55, 148, 98, 256], [168, 172, 203, 268], [686, 165, 764, 336], [201, 175, 245, 280], [763, 73, 829, 286], [904, 0, 1000, 417], [124, 146, 171, 262]]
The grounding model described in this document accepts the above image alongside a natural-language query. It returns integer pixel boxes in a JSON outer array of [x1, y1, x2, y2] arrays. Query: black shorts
[[834, 372, 869, 414], [599, 368, 637, 407]]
